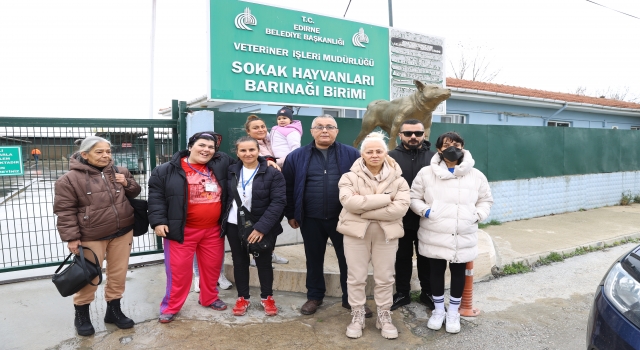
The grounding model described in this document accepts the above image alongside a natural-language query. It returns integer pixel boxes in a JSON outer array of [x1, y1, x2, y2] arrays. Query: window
[[322, 108, 342, 118], [631, 126, 640, 130], [548, 120, 570, 127], [440, 114, 466, 124]]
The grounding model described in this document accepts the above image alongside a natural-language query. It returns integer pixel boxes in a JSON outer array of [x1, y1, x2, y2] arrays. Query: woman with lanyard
[[245, 114, 289, 266], [222, 136, 286, 316], [148, 131, 232, 323]]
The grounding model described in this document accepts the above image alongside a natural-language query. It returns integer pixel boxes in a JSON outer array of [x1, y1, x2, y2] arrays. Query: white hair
[[78, 136, 111, 153], [311, 114, 336, 128], [360, 131, 388, 153]]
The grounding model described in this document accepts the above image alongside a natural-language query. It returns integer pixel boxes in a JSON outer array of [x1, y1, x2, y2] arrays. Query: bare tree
[[448, 42, 501, 82], [573, 86, 588, 96], [571, 86, 639, 102]]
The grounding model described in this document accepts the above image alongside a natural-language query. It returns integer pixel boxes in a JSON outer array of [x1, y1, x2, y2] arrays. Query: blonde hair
[[360, 131, 388, 152]]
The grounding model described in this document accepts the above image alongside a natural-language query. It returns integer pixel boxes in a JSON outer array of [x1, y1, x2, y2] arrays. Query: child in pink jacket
[[270, 107, 302, 165]]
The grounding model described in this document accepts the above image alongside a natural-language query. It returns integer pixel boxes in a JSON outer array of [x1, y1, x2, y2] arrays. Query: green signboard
[[0, 146, 24, 176], [210, 0, 445, 111]]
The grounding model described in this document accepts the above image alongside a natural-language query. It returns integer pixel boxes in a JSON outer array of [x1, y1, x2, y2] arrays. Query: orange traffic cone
[[459, 261, 480, 317]]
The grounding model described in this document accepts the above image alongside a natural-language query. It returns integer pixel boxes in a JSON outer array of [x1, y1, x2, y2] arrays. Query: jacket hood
[[430, 149, 475, 178], [272, 120, 303, 137], [69, 152, 114, 173], [392, 140, 432, 154]]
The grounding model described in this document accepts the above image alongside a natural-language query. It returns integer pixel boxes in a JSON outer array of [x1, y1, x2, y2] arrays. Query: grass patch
[[479, 220, 502, 229], [538, 252, 564, 265], [502, 262, 531, 275], [409, 290, 421, 303], [498, 237, 640, 276], [621, 191, 633, 205]]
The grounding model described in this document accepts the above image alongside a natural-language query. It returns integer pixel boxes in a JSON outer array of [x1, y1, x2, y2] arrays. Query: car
[[587, 244, 640, 349]]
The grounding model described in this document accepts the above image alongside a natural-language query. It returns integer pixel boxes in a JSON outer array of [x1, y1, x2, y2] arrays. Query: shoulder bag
[[52, 246, 102, 297], [232, 177, 278, 256], [114, 166, 149, 236]]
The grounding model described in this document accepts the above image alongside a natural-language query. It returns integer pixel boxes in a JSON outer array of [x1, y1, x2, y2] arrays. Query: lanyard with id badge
[[186, 159, 217, 193]]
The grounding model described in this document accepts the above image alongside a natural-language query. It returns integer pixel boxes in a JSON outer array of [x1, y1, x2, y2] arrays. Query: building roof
[[446, 78, 640, 110]]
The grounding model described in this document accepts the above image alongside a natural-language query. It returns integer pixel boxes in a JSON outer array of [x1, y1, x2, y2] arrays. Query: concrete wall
[[487, 171, 640, 222]]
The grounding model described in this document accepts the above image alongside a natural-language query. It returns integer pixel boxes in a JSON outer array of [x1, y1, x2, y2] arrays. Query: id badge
[[205, 183, 217, 192]]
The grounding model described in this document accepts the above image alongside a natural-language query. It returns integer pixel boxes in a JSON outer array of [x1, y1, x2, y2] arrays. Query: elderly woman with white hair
[[54, 136, 141, 336], [336, 132, 411, 340]]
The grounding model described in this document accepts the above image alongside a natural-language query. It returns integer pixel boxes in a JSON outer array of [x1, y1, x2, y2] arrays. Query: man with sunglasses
[[388, 119, 436, 311], [282, 115, 370, 317]]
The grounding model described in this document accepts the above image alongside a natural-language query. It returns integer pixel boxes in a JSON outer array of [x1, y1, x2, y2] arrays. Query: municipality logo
[[235, 7, 257, 31], [352, 28, 369, 48]]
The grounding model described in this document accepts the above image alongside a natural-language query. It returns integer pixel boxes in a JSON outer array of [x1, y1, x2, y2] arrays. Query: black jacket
[[147, 149, 236, 243], [221, 158, 286, 237], [388, 140, 436, 231]]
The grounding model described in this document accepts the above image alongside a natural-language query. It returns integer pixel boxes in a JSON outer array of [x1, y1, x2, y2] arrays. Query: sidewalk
[[1, 204, 639, 349]]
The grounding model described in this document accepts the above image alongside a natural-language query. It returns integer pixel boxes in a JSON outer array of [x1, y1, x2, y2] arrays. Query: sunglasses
[[400, 131, 425, 137]]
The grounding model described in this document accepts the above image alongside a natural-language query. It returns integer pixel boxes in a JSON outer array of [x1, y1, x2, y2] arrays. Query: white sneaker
[[193, 276, 200, 293], [445, 311, 461, 333], [427, 309, 446, 330], [218, 274, 232, 290], [271, 252, 289, 264]]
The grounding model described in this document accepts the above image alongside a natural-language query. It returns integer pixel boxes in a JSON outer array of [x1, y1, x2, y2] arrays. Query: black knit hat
[[276, 107, 293, 120]]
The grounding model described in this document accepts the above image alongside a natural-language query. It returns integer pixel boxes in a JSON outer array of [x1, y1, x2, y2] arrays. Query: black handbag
[[113, 166, 149, 236], [52, 246, 103, 297], [232, 178, 277, 256]]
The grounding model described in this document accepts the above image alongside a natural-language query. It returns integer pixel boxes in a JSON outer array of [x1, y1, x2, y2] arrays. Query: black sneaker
[[390, 292, 411, 311], [419, 292, 436, 310]]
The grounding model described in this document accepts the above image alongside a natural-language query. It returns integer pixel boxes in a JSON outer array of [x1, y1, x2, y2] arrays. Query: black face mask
[[441, 146, 463, 162]]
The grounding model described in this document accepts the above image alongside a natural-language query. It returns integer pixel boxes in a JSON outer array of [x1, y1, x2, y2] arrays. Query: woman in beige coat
[[337, 132, 410, 340], [410, 131, 493, 334]]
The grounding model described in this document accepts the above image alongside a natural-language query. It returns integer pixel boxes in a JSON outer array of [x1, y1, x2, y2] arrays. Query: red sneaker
[[261, 296, 278, 316], [232, 297, 251, 316]]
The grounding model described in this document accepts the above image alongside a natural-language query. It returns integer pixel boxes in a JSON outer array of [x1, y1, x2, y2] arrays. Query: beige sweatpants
[[343, 223, 399, 310], [74, 230, 133, 306]]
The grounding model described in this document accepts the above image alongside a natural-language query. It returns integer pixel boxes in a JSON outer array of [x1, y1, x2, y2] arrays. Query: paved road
[[46, 242, 634, 350]]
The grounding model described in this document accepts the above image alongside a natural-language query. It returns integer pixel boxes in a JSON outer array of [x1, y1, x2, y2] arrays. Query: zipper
[[102, 171, 120, 229], [323, 155, 328, 219]]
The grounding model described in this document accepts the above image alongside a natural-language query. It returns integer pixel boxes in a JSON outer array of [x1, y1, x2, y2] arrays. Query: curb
[[503, 231, 640, 267]]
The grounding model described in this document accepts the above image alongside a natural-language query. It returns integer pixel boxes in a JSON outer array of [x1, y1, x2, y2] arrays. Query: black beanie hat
[[276, 107, 293, 120]]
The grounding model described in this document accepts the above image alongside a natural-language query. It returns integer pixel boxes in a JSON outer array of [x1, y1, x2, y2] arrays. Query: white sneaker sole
[[376, 320, 398, 339], [427, 321, 444, 331], [217, 282, 232, 290], [346, 328, 363, 339], [446, 325, 460, 333]]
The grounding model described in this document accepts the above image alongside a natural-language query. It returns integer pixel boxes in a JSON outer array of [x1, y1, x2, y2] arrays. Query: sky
[[0, 0, 638, 119]]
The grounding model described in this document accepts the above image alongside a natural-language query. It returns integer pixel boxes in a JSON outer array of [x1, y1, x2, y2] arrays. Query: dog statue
[[354, 80, 451, 149]]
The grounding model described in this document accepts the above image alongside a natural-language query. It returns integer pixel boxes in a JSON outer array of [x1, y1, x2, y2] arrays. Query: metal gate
[[0, 115, 181, 275]]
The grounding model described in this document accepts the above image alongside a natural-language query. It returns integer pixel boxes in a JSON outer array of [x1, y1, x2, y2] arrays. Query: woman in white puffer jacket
[[410, 131, 493, 334]]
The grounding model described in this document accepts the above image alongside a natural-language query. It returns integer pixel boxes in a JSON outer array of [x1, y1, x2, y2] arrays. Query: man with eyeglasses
[[282, 114, 370, 317], [388, 119, 436, 311]]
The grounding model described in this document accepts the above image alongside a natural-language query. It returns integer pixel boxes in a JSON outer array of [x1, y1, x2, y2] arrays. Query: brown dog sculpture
[[354, 80, 451, 149]]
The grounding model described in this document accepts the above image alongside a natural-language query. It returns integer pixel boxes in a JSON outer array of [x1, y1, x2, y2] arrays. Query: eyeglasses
[[311, 125, 338, 131], [400, 131, 424, 137]]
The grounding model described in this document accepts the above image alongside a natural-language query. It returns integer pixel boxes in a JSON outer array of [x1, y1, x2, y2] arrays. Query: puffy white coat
[[337, 156, 410, 241], [410, 150, 493, 263]]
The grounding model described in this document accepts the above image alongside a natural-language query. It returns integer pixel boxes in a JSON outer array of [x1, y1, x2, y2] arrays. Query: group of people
[[54, 107, 493, 340]]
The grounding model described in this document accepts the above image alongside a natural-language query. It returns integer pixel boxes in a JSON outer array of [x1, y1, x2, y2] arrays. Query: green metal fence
[[0, 117, 179, 273], [214, 112, 640, 182]]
